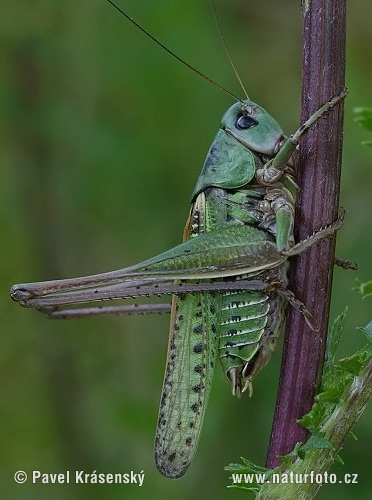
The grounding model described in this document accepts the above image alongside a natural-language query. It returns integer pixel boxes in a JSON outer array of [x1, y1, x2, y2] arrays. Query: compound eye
[[236, 114, 258, 130]]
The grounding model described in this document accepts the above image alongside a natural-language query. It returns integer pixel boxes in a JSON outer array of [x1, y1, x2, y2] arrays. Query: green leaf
[[227, 484, 260, 492], [361, 140, 372, 147], [278, 442, 303, 466], [353, 280, 372, 299], [338, 347, 372, 375], [299, 431, 333, 456], [298, 402, 327, 432], [240, 457, 269, 473], [322, 308, 348, 392], [315, 385, 348, 403], [354, 107, 372, 131], [349, 430, 357, 441], [225, 462, 249, 473], [225, 457, 268, 474], [300, 315, 372, 441], [357, 321, 372, 343], [225, 457, 269, 492]]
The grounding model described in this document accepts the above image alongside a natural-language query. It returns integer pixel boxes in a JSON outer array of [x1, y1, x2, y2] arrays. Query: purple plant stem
[[266, 0, 346, 468]]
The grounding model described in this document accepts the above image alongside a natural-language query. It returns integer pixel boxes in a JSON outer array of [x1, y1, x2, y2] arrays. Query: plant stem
[[258, 358, 372, 500], [266, 0, 346, 468]]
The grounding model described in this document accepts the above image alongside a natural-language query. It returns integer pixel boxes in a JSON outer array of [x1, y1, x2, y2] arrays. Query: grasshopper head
[[191, 99, 285, 200], [221, 100, 284, 156]]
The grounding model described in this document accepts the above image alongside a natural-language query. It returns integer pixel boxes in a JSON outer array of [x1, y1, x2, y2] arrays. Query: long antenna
[[210, 0, 250, 100], [105, 0, 244, 104]]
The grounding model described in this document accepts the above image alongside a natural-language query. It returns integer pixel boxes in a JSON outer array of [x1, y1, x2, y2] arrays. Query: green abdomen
[[218, 287, 285, 396], [204, 186, 288, 396]]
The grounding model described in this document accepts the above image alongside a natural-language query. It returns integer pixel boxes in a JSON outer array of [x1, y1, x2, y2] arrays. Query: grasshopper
[[10, 0, 348, 479]]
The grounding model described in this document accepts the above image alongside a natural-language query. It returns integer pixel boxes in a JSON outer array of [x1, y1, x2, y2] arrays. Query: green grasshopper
[[10, 0, 347, 479]]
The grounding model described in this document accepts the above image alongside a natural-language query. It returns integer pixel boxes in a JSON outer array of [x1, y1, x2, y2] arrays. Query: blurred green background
[[1, 1, 371, 498]]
